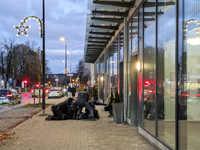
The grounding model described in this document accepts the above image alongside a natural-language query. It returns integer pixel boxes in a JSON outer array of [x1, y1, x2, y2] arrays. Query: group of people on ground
[[45, 89, 106, 121]]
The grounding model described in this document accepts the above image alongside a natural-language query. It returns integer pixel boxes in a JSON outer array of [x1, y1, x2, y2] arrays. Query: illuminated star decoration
[[13, 16, 43, 38]]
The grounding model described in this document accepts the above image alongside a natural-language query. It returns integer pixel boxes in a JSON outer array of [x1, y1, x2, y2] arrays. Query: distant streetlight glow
[[137, 62, 140, 71], [60, 37, 66, 42]]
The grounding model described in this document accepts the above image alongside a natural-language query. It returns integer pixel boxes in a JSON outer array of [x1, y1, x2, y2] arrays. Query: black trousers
[[77, 101, 94, 117]]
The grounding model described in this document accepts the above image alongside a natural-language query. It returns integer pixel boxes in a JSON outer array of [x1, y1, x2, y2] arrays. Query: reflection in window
[[143, 0, 156, 136], [99, 55, 104, 101], [94, 62, 98, 89], [120, 29, 124, 60], [128, 13, 138, 118], [157, 0, 176, 148], [108, 40, 118, 96], [179, 0, 200, 149]]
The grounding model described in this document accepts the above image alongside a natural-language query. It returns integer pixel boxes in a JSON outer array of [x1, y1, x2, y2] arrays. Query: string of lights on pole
[[13, 8, 46, 116], [13, 16, 43, 38], [183, 19, 200, 39]]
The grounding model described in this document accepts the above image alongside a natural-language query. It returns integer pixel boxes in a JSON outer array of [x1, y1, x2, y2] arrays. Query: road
[[0, 93, 47, 113]]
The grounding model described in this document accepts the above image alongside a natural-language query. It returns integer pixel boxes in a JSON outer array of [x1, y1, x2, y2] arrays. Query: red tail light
[[182, 94, 190, 97], [196, 94, 200, 97], [6, 94, 13, 97], [147, 90, 155, 93]]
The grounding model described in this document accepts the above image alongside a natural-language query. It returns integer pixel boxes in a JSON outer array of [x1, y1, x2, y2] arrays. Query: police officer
[[45, 98, 75, 121], [76, 89, 96, 121]]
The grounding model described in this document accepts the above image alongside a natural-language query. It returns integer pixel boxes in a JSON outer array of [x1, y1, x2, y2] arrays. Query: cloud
[[0, 0, 88, 73]]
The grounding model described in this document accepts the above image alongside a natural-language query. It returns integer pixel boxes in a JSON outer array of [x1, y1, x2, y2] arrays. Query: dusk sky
[[0, 0, 89, 74]]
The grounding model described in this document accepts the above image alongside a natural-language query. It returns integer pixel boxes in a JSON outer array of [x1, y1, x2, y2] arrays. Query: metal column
[[104, 50, 108, 104], [98, 59, 100, 101], [42, 0, 46, 115], [123, 17, 129, 122]]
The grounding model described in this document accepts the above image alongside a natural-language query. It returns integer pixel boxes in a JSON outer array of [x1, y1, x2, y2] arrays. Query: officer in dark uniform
[[45, 98, 77, 121], [76, 89, 96, 121]]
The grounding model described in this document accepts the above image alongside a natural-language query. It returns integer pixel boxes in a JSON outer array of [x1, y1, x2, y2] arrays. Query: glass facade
[[89, 0, 200, 149], [94, 62, 98, 88], [157, 0, 176, 148], [178, 0, 200, 149], [99, 55, 104, 101], [127, 12, 139, 119], [119, 29, 124, 60], [112, 40, 118, 91], [143, 0, 156, 135], [107, 39, 118, 98]]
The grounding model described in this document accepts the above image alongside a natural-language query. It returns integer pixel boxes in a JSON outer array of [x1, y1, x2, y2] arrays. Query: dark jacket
[[55, 98, 73, 114], [77, 91, 89, 106], [71, 88, 76, 97]]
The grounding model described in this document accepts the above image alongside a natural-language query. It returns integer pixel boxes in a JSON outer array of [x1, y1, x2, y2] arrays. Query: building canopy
[[84, 0, 175, 63], [84, 0, 134, 63]]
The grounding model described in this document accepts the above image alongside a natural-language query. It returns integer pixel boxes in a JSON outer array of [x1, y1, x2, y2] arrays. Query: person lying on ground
[[45, 98, 77, 121]]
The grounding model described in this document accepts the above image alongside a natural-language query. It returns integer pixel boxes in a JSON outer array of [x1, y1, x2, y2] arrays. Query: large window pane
[[94, 62, 98, 88], [113, 40, 118, 90], [157, 0, 176, 149], [120, 29, 124, 60], [128, 13, 139, 119], [143, 0, 156, 135], [99, 55, 104, 101], [178, 0, 200, 149]]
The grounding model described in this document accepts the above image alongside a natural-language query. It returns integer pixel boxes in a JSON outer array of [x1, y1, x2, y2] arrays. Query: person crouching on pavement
[[76, 88, 96, 121]]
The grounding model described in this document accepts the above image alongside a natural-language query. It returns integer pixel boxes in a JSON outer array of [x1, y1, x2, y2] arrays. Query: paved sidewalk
[[1, 97, 156, 150]]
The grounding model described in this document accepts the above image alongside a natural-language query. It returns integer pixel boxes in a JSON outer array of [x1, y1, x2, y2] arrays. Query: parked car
[[48, 88, 63, 99], [0, 89, 21, 105], [31, 85, 48, 97], [9, 88, 21, 100], [45, 87, 50, 95], [11, 86, 21, 92], [62, 87, 68, 96]]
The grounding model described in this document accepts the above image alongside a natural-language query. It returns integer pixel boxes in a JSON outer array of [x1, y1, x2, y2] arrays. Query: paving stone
[[1, 97, 156, 150]]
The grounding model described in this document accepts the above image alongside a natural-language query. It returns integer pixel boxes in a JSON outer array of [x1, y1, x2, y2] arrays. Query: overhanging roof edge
[[86, 0, 144, 64]]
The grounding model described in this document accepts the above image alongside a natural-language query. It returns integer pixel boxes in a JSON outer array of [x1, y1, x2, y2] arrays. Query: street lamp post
[[60, 37, 67, 86], [13, 0, 46, 115], [67, 51, 71, 87]]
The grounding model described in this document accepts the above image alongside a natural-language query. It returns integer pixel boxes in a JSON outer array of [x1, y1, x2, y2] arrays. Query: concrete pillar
[[123, 17, 129, 122]]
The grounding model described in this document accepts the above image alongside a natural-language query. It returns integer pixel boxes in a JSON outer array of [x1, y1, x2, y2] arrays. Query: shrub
[[114, 88, 121, 103], [93, 88, 98, 98], [77, 87, 84, 92]]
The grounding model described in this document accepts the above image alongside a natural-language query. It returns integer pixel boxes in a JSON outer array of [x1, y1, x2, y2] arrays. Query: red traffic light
[[24, 80, 28, 84]]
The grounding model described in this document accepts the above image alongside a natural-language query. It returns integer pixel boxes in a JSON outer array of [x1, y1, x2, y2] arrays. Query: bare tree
[[0, 38, 51, 87]]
